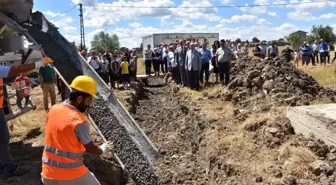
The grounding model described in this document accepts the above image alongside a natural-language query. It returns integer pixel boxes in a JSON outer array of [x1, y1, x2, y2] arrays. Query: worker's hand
[[100, 141, 114, 155]]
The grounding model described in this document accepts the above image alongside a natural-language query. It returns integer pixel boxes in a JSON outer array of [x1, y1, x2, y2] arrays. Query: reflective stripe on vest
[[44, 145, 84, 159], [42, 156, 83, 169]]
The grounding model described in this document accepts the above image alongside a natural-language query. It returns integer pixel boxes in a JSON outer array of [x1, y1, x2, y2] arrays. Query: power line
[[81, 0, 335, 9], [49, 4, 78, 20]]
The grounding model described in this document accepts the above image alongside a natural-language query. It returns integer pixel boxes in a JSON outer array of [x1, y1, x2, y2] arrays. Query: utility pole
[[79, 3, 86, 51]]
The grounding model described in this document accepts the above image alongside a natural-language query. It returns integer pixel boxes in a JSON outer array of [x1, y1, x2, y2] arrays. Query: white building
[[142, 33, 219, 52]]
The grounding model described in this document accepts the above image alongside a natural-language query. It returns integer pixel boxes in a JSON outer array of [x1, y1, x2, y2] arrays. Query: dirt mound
[[221, 57, 335, 107]]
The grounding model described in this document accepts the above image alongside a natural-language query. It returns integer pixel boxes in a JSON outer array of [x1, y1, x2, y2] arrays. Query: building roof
[[294, 30, 308, 34]]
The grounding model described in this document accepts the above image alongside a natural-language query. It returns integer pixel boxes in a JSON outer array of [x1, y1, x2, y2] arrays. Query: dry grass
[[282, 145, 317, 178], [8, 87, 62, 144], [241, 114, 268, 131], [300, 64, 336, 86]]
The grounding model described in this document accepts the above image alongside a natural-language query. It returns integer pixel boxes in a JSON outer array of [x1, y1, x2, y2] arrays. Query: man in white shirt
[[312, 40, 320, 64], [144, 44, 154, 76], [88, 51, 101, 74], [215, 39, 233, 85], [259, 41, 267, 59]]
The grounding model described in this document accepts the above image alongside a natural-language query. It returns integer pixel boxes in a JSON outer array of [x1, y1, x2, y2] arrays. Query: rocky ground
[[119, 57, 336, 185], [211, 56, 336, 109]]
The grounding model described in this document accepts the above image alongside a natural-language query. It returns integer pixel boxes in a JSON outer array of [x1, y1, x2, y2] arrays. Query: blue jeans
[[0, 108, 16, 173], [219, 62, 230, 85]]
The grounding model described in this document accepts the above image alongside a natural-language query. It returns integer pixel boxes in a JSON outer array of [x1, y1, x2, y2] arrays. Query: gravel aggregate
[[88, 98, 159, 185]]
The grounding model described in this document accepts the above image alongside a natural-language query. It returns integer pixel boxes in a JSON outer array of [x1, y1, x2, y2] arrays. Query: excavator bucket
[[0, 9, 159, 184]]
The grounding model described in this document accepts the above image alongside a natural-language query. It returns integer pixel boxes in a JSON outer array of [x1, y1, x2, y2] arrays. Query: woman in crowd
[[294, 48, 301, 67], [211, 40, 220, 83], [153, 48, 161, 76]]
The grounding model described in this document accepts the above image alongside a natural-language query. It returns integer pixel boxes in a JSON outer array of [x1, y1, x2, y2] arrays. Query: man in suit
[[174, 40, 188, 85], [185, 42, 202, 91]]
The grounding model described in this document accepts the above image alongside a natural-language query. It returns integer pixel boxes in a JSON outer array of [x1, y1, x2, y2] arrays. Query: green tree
[[90, 31, 120, 53], [310, 25, 336, 43], [285, 32, 303, 49], [278, 38, 284, 42], [235, 38, 242, 43], [0, 28, 16, 39], [252, 37, 260, 43], [76, 45, 88, 52]]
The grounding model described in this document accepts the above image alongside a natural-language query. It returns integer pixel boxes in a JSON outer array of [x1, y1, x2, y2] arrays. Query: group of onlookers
[[296, 39, 335, 66], [83, 48, 138, 89], [143, 39, 249, 91], [253, 41, 280, 59], [252, 39, 336, 67]]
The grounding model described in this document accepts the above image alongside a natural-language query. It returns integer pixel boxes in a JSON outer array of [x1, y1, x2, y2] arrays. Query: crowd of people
[[142, 39, 251, 91], [81, 48, 138, 89], [252, 39, 336, 67], [77, 38, 336, 93], [294, 39, 335, 66]]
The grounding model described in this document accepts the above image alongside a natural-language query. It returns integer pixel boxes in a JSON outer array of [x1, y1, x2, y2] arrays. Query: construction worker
[[0, 57, 54, 177], [41, 75, 114, 185]]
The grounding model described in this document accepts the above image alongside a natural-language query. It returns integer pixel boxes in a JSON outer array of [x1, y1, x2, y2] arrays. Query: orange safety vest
[[0, 78, 4, 108], [41, 103, 88, 180]]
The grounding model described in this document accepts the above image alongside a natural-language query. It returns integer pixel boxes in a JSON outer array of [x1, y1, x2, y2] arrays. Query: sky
[[33, 0, 336, 49]]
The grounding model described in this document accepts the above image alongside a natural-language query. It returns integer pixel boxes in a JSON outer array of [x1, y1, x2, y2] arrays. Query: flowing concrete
[[286, 103, 336, 146]]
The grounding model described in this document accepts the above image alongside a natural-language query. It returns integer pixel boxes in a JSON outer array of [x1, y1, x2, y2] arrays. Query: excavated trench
[[127, 77, 215, 184]]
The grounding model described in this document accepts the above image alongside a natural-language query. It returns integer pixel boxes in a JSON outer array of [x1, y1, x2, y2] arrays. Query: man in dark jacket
[[281, 45, 294, 62], [175, 40, 188, 86]]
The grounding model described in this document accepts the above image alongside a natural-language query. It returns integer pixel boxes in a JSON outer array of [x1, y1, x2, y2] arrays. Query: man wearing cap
[[41, 75, 114, 185], [0, 56, 54, 177], [319, 39, 329, 65]]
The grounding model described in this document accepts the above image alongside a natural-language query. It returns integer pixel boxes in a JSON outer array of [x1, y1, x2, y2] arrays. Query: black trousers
[[163, 58, 168, 74], [187, 70, 200, 91], [332, 51, 336, 63], [153, 59, 160, 73], [145, 60, 152, 75], [313, 51, 319, 64], [159, 59, 165, 74], [327, 52, 330, 63], [200, 63, 210, 83], [219, 62, 230, 85], [179, 66, 187, 86], [60, 80, 70, 101], [56, 77, 61, 94], [172, 67, 181, 83]]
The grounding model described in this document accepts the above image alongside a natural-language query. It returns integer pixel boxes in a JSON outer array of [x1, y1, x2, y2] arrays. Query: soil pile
[[220, 56, 336, 108]]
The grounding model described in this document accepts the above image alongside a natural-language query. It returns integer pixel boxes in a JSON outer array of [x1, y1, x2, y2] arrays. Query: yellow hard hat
[[70, 75, 97, 97]]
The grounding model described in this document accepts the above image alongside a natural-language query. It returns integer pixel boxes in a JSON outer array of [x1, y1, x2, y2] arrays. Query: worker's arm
[[76, 122, 113, 156], [0, 57, 53, 78], [6, 63, 36, 77]]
